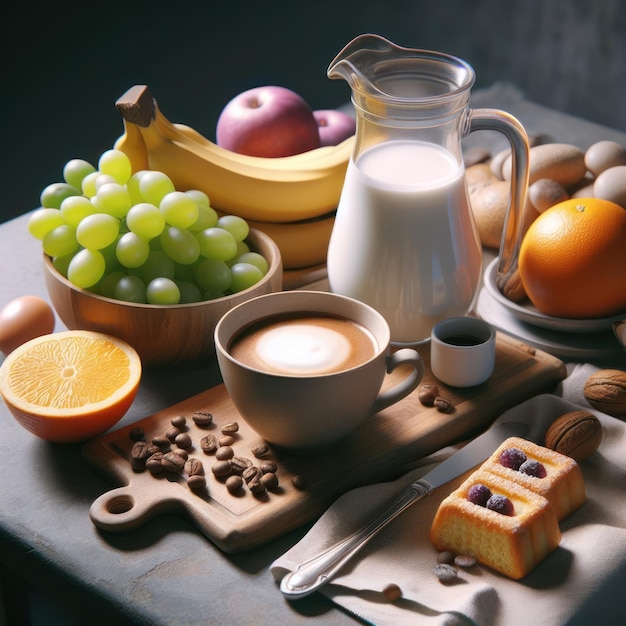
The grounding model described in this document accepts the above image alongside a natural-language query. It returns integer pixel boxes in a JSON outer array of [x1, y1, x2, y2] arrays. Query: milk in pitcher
[[327, 140, 482, 344]]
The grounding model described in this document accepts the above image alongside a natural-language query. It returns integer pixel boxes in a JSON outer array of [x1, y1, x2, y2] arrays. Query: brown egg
[[0, 296, 56, 355]]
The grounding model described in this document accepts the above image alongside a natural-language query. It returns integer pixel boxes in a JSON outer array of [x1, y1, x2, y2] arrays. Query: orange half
[[0, 330, 142, 442]]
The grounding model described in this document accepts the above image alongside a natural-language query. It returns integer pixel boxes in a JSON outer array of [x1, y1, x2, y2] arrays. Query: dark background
[[2, 0, 625, 224]]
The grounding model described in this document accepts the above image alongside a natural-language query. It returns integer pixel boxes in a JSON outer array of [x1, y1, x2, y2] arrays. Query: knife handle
[[279, 478, 432, 599]]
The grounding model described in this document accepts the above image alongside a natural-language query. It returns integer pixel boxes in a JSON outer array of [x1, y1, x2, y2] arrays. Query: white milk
[[327, 140, 482, 344]]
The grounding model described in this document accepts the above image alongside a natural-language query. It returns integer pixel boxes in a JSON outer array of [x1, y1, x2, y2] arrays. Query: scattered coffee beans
[[146, 452, 164, 474], [261, 472, 279, 490], [219, 434, 236, 447], [185, 458, 204, 477], [171, 415, 187, 429], [418, 383, 439, 406], [191, 411, 213, 427], [433, 563, 458, 583], [231, 456, 253, 475], [434, 396, 454, 413], [383, 583, 402, 602], [166, 426, 181, 442], [162, 451, 186, 473], [200, 434, 218, 454], [175, 432, 193, 449], [187, 474, 206, 491], [251, 444, 269, 458], [454, 555, 477, 569], [125, 411, 285, 501], [211, 460, 232, 478], [215, 446, 234, 460], [129, 426, 144, 441], [437, 550, 456, 565], [225, 475, 243, 494], [222, 422, 239, 435]]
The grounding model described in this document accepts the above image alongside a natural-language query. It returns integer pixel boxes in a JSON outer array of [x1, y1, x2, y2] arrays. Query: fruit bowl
[[484, 258, 626, 333], [43, 229, 283, 367]]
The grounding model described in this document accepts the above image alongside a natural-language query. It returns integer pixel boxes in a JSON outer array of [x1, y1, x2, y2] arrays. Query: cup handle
[[371, 348, 424, 414]]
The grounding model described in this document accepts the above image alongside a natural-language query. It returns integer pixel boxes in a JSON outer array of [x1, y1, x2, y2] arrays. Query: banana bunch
[[113, 85, 353, 224]]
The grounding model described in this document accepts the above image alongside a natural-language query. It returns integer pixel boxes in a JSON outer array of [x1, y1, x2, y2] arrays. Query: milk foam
[[255, 323, 352, 375]]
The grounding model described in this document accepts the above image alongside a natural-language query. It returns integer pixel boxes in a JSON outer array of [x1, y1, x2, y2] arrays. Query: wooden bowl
[[43, 229, 283, 368]]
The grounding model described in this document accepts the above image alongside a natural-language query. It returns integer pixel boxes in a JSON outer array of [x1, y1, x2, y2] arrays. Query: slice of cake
[[483, 436, 586, 521], [430, 469, 562, 580]]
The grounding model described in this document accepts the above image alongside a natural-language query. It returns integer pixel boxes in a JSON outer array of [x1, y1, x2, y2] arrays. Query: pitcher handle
[[468, 109, 530, 289]]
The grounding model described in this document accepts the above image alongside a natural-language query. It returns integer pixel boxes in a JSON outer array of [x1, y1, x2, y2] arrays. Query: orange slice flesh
[[0, 330, 141, 442]]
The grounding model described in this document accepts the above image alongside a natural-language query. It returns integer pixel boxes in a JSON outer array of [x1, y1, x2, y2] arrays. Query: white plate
[[484, 258, 626, 334]]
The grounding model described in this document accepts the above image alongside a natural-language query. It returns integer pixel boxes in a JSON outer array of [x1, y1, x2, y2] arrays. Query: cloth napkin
[[271, 364, 626, 625]]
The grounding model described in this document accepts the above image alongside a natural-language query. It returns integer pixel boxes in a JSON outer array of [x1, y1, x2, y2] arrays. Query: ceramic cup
[[214, 290, 424, 452], [430, 316, 496, 388]]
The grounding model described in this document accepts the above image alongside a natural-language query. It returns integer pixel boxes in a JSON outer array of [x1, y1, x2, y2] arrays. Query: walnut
[[583, 369, 626, 418], [544, 410, 602, 462]]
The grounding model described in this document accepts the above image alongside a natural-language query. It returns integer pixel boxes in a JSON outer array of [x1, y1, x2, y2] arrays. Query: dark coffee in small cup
[[441, 335, 484, 347]]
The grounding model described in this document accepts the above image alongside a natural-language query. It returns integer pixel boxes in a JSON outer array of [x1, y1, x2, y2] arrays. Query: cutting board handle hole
[[106, 494, 134, 515]]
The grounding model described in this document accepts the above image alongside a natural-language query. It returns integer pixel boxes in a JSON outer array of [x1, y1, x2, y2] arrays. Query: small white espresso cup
[[430, 317, 496, 388]]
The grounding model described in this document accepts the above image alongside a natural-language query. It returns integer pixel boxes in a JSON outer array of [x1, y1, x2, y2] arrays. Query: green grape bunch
[[28, 149, 270, 305]]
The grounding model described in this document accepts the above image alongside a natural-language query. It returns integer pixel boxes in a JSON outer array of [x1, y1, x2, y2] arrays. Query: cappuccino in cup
[[228, 314, 378, 376], [215, 291, 424, 452]]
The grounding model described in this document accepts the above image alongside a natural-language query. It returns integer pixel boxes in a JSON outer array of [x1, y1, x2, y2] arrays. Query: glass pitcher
[[326, 34, 529, 345]]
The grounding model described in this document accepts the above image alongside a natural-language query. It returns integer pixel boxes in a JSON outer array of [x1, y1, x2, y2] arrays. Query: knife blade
[[280, 420, 528, 599]]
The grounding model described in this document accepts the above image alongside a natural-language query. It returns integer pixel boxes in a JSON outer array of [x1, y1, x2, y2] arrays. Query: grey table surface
[[1, 83, 625, 625]]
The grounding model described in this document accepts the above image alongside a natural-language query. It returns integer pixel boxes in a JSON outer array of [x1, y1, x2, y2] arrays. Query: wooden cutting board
[[83, 332, 566, 553]]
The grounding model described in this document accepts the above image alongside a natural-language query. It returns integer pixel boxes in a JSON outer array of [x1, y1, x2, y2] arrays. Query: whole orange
[[518, 197, 626, 318]]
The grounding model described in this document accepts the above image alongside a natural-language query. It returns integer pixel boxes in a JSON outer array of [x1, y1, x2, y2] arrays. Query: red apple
[[313, 109, 356, 147], [216, 86, 321, 157]]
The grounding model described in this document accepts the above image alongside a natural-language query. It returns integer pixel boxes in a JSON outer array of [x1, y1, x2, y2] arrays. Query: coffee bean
[[215, 446, 234, 461], [418, 384, 439, 406], [221, 422, 239, 435], [225, 475, 243, 493], [129, 426, 144, 441], [211, 460, 232, 478], [231, 456, 253, 475], [454, 555, 477, 569], [185, 458, 204, 476], [152, 435, 171, 449], [291, 475, 306, 490], [192, 411, 213, 427], [437, 550, 456, 565], [434, 396, 454, 413], [219, 435, 236, 447], [175, 432, 193, 449], [248, 478, 266, 494], [383, 583, 402, 602], [171, 415, 187, 429], [200, 434, 218, 454], [161, 452, 186, 473], [130, 440, 151, 461], [433, 563, 458, 583], [146, 452, 164, 474], [251, 444, 269, 458], [172, 448, 188, 460], [260, 461, 277, 474], [242, 466, 263, 483], [261, 472, 279, 490], [165, 425, 181, 442], [187, 474, 206, 491]]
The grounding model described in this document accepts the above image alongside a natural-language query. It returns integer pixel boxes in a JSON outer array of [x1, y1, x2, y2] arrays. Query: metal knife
[[280, 420, 528, 599]]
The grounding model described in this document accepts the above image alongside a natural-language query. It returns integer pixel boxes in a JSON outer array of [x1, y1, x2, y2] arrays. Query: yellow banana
[[115, 85, 353, 223], [113, 118, 150, 172]]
